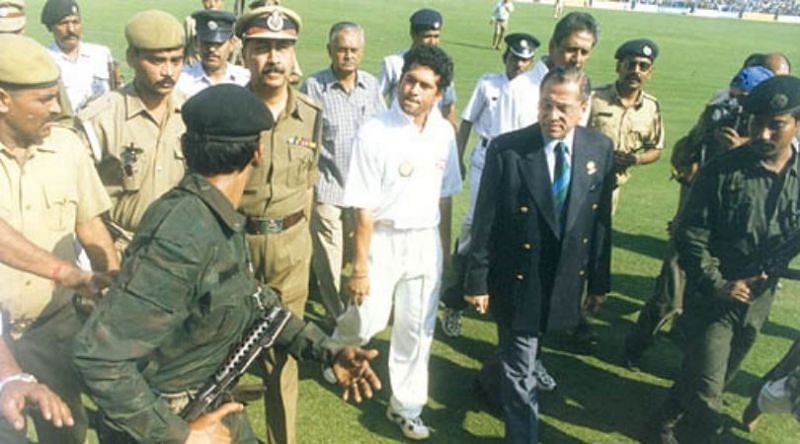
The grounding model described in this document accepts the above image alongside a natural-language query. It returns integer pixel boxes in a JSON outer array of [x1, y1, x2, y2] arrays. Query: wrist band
[[0, 373, 37, 396]]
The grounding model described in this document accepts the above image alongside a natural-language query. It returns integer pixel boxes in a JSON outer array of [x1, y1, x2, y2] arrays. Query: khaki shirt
[[589, 83, 664, 185], [240, 88, 321, 218], [79, 83, 187, 233], [0, 126, 111, 324]]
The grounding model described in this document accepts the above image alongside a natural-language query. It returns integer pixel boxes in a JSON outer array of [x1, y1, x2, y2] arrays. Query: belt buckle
[[264, 218, 283, 233]]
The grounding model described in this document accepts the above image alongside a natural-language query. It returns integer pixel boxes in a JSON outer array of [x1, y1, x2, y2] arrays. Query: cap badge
[[520, 40, 528, 49], [643, 46, 652, 57], [432, 21, 440, 30], [266, 10, 284, 32], [71, 5, 78, 14], [208, 20, 218, 31], [770, 94, 789, 111]]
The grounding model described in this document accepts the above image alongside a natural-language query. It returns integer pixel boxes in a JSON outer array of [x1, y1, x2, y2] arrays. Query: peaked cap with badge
[[235, 5, 301, 41], [125, 9, 184, 50], [410, 8, 442, 32], [192, 9, 236, 43], [0, 33, 59, 87], [504, 32, 539, 59], [742, 75, 800, 116], [40, 0, 78, 27], [0, 0, 25, 33], [615, 38, 659, 61]]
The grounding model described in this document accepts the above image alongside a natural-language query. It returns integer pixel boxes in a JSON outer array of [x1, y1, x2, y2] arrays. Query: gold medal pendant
[[399, 161, 415, 177]]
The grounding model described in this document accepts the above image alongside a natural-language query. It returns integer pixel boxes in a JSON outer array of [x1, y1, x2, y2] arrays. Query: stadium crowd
[[0, 0, 798, 443]]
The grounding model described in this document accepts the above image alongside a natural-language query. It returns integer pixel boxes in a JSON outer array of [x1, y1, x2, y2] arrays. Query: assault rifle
[[180, 302, 292, 421]]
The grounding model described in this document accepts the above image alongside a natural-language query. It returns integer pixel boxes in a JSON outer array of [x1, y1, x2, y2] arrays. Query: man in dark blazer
[[463, 65, 614, 443]]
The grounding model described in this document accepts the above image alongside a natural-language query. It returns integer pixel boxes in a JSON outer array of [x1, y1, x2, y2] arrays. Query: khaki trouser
[[0, 300, 87, 444], [310, 203, 355, 322], [246, 219, 311, 444]]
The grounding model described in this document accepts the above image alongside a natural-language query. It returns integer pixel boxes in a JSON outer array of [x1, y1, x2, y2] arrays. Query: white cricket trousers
[[334, 225, 442, 419]]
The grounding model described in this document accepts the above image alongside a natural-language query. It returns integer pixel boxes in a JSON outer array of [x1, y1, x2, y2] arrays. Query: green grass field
[[20, 0, 800, 442]]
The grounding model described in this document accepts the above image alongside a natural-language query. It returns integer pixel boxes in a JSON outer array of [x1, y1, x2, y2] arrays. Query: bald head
[[764, 52, 790, 76]]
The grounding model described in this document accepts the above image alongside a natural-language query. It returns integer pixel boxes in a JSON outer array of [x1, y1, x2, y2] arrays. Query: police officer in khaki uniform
[[589, 38, 664, 215], [0, 34, 117, 444], [79, 10, 187, 248], [235, 6, 321, 444]]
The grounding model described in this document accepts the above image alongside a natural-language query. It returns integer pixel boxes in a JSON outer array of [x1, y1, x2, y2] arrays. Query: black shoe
[[742, 397, 761, 433], [572, 322, 598, 354]]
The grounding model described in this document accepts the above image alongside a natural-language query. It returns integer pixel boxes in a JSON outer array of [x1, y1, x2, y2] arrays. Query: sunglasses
[[623, 59, 653, 71]]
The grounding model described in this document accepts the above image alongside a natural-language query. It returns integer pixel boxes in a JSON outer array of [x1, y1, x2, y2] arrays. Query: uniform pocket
[[43, 185, 78, 231], [287, 143, 316, 188]]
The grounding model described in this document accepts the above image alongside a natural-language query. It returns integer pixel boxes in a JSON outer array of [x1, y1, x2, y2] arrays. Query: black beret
[[742, 75, 800, 116], [410, 8, 442, 31], [192, 9, 236, 43], [182, 85, 274, 142], [40, 0, 78, 27], [615, 38, 659, 61], [504, 33, 539, 59]]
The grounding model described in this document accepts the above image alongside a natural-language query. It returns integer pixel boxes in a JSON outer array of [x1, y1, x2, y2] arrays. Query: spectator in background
[[490, 0, 514, 50]]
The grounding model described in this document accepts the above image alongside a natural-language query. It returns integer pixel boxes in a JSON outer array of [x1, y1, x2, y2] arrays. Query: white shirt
[[542, 130, 576, 182], [492, 0, 514, 21], [378, 50, 456, 114], [461, 72, 510, 140], [176, 61, 251, 98], [343, 101, 462, 230], [47, 41, 113, 112]]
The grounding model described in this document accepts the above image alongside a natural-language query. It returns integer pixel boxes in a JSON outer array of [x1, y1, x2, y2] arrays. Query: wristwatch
[[0, 373, 38, 396]]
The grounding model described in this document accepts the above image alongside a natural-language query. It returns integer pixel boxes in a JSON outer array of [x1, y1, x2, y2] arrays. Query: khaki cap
[[0, 0, 25, 34], [0, 34, 59, 86], [235, 5, 301, 41], [125, 9, 184, 50]]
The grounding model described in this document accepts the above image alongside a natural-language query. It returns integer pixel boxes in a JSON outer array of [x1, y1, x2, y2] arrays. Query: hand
[[582, 293, 607, 315], [332, 347, 382, 403], [464, 294, 490, 315], [57, 268, 113, 299], [348, 274, 369, 306], [613, 151, 637, 173], [185, 402, 243, 444], [0, 380, 73, 431], [715, 127, 749, 150], [716, 274, 767, 304]]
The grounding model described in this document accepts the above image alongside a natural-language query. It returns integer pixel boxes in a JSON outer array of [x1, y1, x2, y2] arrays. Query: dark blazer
[[464, 123, 614, 333]]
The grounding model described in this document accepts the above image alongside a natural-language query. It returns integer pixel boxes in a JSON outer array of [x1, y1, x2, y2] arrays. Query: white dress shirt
[[176, 61, 251, 98], [47, 41, 113, 112]]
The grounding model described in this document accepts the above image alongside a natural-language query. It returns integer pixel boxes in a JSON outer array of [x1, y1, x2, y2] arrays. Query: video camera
[[704, 97, 750, 136]]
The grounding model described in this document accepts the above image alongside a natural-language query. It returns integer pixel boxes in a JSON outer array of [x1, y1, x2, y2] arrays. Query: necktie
[[552, 141, 571, 233]]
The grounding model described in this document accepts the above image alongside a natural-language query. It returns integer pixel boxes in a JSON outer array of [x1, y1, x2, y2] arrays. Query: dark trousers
[[440, 243, 468, 310], [0, 301, 87, 444], [658, 298, 770, 440], [625, 232, 686, 358], [497, 324, 539, 444]]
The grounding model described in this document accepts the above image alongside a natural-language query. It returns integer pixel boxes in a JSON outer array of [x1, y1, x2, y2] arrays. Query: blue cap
[[192, 10, 236, 43], [730, 66, 774, 93], [410, 8, 442, 32]]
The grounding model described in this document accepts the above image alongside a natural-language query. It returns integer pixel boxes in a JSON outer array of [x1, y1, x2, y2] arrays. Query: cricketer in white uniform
[[378, 8, 456, 125], [335, 45, 461, 440]]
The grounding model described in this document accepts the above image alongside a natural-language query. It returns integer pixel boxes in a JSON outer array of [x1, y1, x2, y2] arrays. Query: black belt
[[245, 210, 305, 235]]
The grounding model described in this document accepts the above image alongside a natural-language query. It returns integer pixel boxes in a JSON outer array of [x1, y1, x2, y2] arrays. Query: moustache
[[155, 78, 175, 89], [261, 65, 285, 76]]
